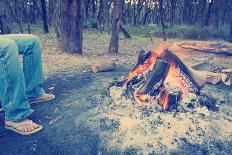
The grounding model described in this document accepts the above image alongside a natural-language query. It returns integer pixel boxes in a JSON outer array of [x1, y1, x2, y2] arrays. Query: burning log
[[113, 47, 228, 111], [91, 62, 116, 73]]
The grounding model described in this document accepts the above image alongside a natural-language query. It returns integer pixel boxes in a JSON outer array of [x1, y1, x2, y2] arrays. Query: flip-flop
[[29, 94, 55, 104], [5, 121, 43, 136]]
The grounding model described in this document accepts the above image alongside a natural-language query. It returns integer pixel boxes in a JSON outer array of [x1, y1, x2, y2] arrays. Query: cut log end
[[91, 62, 117, 73]]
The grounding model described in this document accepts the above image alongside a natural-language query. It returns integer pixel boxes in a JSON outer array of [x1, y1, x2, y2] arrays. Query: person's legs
[[0, 38, 33, 121], [0, 37, 42, 135], [0, 34, 44, 99]]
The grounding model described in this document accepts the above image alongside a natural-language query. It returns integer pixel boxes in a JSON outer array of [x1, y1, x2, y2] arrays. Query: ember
[[114, 48, 201, 111]]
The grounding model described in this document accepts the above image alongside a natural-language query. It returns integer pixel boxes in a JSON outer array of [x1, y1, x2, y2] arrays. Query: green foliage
[[125, 24, 229, 40]]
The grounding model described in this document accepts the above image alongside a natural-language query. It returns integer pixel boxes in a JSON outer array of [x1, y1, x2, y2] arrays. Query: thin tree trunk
[[204, 0, 214, 26], [103, 0, 110, 32], [41, 0, 49, 33], [48, 0, 56, 26], [97, 0, 103, 30], [109, 0, 121, 53], [229, 17, 232, 42], [199, 0, 207, 27], [159, 0, 166, 41], [0, 0, 10, 34], [170, 0, 176, 27]]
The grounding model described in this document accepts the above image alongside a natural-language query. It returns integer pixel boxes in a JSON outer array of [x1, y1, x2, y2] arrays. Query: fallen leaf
[[49, 116, 62, 125]]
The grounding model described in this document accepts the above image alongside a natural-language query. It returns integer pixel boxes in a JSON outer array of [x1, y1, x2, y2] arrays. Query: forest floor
[[0, 30, 232, 154]]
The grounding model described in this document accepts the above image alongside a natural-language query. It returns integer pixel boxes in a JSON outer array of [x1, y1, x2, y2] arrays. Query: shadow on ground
[[0, 67, 128, 155]]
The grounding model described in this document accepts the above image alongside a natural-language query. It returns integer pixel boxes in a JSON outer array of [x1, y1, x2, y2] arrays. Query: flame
[[125, 52, 158, 84], [134, 93, 149, 106], [152, 44, 169, 57], [158, 90, 170, 111]]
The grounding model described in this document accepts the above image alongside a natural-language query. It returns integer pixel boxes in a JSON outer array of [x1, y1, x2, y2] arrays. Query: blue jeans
[[0, 34, 44, 121]]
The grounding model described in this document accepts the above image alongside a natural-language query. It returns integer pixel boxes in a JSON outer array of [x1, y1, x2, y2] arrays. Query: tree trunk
[[83, 0, 90, 21], [199, 0, 207, 27], [97, 0, 103, 30], [103, 0, 110, 32], [109, 0, 121, 54], [159, 0, 166, 41], [170, 0, 176, 27], [204, 0, 214, 26], [14, 0, 24, 33], [229, 18, 232, 43], [183, 0, 193, 24], [0, 0, 10, 34], [59, 0, 83, 54], [40, 0, 49, 33], [48, 0, 56, 26], [90, 0, 96, 18]]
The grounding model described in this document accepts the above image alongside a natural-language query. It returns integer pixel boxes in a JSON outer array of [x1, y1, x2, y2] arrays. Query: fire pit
[[111, 48, 214, 111]]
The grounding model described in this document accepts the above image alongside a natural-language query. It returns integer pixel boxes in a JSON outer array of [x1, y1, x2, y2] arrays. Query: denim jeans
[[0, 34, 44, 121]]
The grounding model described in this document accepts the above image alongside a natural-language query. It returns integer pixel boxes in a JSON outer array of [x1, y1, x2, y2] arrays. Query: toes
[[25, 126, 31, 132], [32, 122, 39, 129]]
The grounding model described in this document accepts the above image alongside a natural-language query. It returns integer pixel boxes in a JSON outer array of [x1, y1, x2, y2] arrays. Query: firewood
[[91, 62, 116, 73], [190, 55, 214, 69]]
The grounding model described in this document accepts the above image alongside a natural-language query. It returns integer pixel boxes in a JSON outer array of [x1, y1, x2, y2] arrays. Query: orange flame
[[134, 93, 149, 106], [158, 90, 170, 111], [126, 52, 158, 84]]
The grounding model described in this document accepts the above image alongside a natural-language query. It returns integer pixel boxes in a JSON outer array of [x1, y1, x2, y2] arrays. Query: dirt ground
[[0, 31, 231, 154]]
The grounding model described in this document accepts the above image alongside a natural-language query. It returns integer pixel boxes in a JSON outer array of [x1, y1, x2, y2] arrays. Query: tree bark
[[40, 0, 49, 33], [0, 0, 10, 34], [159, 0, 166, 41], [97, 0, 103, 30], [170, 0, 176, 27], [59, 0, 83, 54], [48, 0, 56, 26], [229, 17, 232, 42], [103, 0, 110, 32], [109, 0, 121, 54], [198, 0, 207, 27], [204, 0, 214, 26]]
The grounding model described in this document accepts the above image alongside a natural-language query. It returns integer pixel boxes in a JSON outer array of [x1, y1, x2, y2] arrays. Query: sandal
[[5, 120, 43, 136], [29, 93, 55, 104]]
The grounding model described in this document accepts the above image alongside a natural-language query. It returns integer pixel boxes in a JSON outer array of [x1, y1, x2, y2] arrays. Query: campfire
[[113, 48, 201, 111]]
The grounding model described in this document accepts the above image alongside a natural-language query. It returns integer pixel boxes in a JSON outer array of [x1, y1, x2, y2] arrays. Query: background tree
[[109, 0, 122, 53], [41, 0, 49, 33], [103, 0, 110, 32], [59, 0, 83, 54], [0, 0, 10, 34], [158, 0, 166, 41]]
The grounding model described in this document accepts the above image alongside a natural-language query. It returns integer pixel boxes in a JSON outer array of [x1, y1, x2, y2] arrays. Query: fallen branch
[[190, 54, 215, 69], [120, 25, 132, 39], [178, 43, 232, 56]]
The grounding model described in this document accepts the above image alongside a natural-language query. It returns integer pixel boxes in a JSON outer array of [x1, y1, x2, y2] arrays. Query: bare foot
[[5, 119, 43, 135], [29, 93, 55, 104]]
